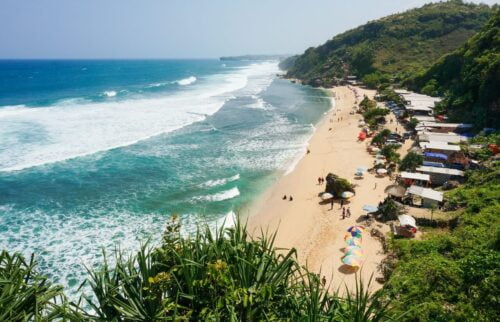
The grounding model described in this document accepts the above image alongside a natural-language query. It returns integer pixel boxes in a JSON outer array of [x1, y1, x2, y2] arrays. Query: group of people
[[317, 177, 325, 185], [341, 206, 352, 219], [282, 195, 293, 201]]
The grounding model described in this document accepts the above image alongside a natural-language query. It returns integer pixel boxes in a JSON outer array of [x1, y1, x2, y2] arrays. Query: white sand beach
[[247, 85, 408, 292]]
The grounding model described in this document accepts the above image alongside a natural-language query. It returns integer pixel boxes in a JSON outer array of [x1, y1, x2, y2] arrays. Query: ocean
[[0, 59, 331, 295]]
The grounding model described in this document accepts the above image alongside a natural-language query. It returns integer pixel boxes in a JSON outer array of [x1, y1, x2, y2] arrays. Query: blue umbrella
[[363, 205, 378, 213], [356, 167, 367, 172]]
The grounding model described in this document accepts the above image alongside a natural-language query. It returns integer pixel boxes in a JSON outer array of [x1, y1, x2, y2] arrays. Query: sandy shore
[[246, 85, 404, 292]]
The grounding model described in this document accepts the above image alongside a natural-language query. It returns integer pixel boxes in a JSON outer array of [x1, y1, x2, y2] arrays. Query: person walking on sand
[[289, 196, 293, 201], [340, 198, 344, 209], [318, 177, 322, 185], [330, 198, 334, 210], [342, 207, 346, 219], [347, 207, 351, 218], [374, 182, 377, 190], [282, 195, 287, 200]]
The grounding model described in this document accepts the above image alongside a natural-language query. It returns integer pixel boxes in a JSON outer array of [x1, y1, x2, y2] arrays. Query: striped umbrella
[[342, 255, 363, 267], [344, 248, 364, 258], [345, 237, 361, 247], [344, 245, 362, 253], [347, 226, 365, 235]]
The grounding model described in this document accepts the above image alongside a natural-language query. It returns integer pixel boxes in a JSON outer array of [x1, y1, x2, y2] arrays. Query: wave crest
[[176, 76, 197, 86], [192, 187, 240, 202]]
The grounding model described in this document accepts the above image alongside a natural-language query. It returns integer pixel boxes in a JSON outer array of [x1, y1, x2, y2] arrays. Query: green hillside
[[283, 1, 493, 87], [408, 9, 500, 128]]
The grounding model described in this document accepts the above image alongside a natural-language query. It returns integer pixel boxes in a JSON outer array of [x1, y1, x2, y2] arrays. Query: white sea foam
[[193, 187, 240, 202], [176, 76, 197, 86], [214, 211, 236, 230], [0, 62, 279, 172], [200, 174, 240, 188], [103, 90, 117, 97]]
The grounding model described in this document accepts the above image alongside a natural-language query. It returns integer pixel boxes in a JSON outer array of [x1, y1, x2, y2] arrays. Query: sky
[[0, 0, 498, 59]]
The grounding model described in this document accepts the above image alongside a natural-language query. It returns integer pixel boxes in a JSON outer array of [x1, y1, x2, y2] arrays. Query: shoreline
[[245, 85, 393, 291]]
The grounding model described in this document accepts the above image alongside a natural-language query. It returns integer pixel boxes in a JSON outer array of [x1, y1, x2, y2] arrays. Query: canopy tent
[[398, 214, 417, 228]]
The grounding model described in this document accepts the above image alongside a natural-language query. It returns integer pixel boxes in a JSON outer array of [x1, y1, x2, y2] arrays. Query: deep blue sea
[[0, 59, 331, 295]]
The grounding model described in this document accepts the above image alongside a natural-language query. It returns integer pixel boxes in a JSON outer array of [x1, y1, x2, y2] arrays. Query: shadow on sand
[[338, 264, 359, 275]]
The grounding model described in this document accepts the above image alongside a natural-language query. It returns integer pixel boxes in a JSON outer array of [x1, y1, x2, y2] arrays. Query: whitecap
[[175, 76, 197, 86], [199, 174, 240, 188], [103, 91, 117, 97], [0, 62, 280, 172], [192, 187, 240, 202]]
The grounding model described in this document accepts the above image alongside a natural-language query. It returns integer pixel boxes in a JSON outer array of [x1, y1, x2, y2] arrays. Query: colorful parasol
[[342, 255, 363, 267], [344, 245, 363, 253], [344, 248, 364, 258], [345, 237, 361, 247]]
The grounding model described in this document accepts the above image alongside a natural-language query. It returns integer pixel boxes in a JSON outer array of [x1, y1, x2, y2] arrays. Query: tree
[[377, 198, 404, 221], [325, 173, 354, 197], [372, 129, 392, 145], [407, 118, 419, 131], [399, 152, 424, 171], [381, 145, 401, 163]]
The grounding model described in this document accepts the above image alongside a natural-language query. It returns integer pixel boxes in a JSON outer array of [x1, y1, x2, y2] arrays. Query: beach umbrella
[[321, 193, 334, 200], [344, 245, 363, 253], [377, 168, 388, 175], [342, 255, 363, 267], [374, 159, 385, 165], [375, 154, 385, 159], [341, 191, 354, 199], [355, 171, 364, 177], [347, 225, 365, 233], [385, 184, 407, 198], [356, 167, 367, 173], [345, 237, 361, 247], [344, 248, 364, 258], [363, 205, 378, 213], [371, 147, 380, 152]]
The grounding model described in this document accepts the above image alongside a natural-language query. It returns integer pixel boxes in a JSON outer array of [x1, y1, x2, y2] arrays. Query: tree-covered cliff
[[283, 1, 493, 87]]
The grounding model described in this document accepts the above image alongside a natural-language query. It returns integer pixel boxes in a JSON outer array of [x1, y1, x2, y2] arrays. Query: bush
[[0, 251, 66, 321]]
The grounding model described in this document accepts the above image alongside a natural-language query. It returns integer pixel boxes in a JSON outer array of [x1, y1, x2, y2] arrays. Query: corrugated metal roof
[[407, 185, 443, 202], [416, 166, 465, 176], [400, 172, 430, 181], [420, 141, 461, 151]]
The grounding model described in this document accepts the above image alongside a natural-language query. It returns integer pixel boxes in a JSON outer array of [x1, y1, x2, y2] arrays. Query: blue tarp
[[424, 152, 448, 160], [423, 161, 445, 168]]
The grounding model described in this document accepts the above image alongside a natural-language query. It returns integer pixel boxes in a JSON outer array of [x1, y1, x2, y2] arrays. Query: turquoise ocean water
[[0, 59, 331, 295]]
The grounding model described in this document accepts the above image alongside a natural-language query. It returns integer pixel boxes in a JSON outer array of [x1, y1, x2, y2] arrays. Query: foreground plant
[[70, 218, 396, 321], [0, 250, 67, 321]]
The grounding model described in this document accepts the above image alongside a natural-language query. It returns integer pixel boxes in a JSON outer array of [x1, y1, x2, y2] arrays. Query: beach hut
[[416, 166, 465, 185], [400, 172, 430, 187], [406, 185, 443, 208]]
